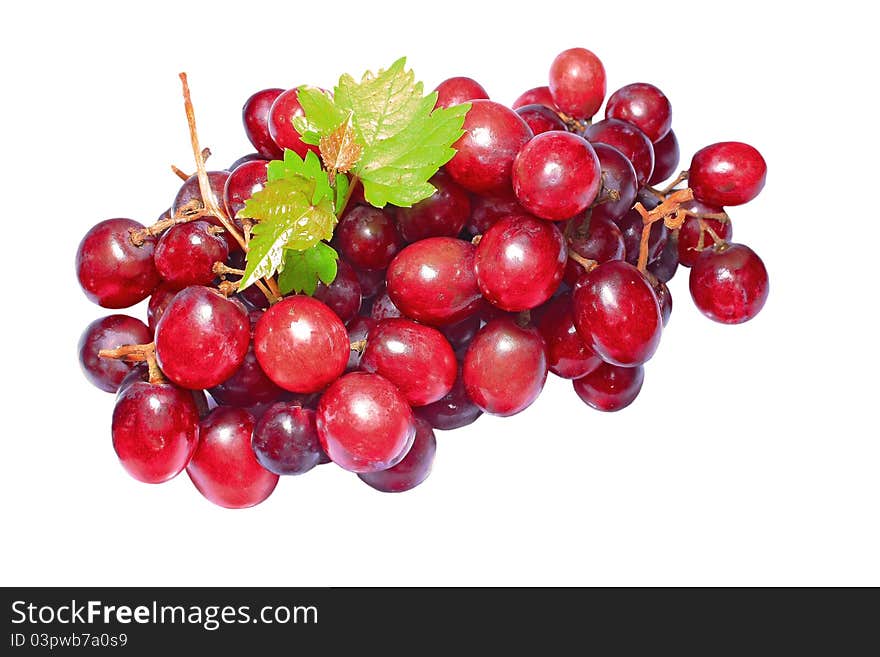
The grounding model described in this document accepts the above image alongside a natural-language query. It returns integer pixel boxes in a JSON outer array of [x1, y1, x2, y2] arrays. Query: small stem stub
[[213, 262, 244, 277], [659, 170, 690, 197], [350, 339, 367, 353], [567, 249, 598, 273], [634, 188, 695, 272], [99, 342, 156, 363]]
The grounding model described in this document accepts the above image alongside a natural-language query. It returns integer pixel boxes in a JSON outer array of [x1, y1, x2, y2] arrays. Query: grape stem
[[349, 339, 367, 353], [212, 262, 245, 277], [179, 72, 281, 306], [99, 342, 164, 384], [171, 165, 190, 181], [567, 250, 598, 273], [338, 175, 360, 216], [128, 199, 205, 246], [634, 188, 694, 272], [659, 170, 689, 197]]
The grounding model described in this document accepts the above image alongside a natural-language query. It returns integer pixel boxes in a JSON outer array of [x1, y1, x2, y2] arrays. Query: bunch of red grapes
[[76, 48, 768, 508]]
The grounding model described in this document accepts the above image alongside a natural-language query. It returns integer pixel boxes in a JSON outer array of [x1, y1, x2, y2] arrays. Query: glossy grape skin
[[572, 260, 662, 367], [415, 369, 482, 430], [548, 48, 606, 119], [475, 215, 566, 311], [590, 143, 639, 222], [252, 403, 323, 475], [689, 243, 769, 324], [242, 88, 284, 159], [536, 294, 603, 379], [467, 192, 526, 236], [267, 88, 318, 159], [463, 319, 548, 416], [584, 119, 654, 187], [359, 417, 436, 493], [689, 142, 767, 207], [228, 153, 267, 170], [313, 259, 361, 325], [445, 99, 533, 194], [78, 315, 151, 392], [172, 172, 238, 252], [155, 286, 250, 390], [647, 235, 680, 284], [648, 130, 680, 186], [395, 171, 471, 242], [360, 318, 457, 406], [112, 381, 200, 483], [512, 86, 557, 110], [434, 76, 489, 108], [512, 131, 602, 221], [564, 213, 626, 285], [441, 314, 481, 353], [617, 208, 668, 267], [147, 283, 181, 333], [678, 202, 733, 267], [370, 289, 403, 320], [154, 220, 229, 287], [188, 408, 278, 508], [254, 295, 349, 393], [605, 83, 672, 143], [223, 159, 268, 220], [317, 372, 416, 473], [573, 363, 644, 412], [76, 218, 160, 308], [335, 205, 402, 270], [346, 316, 376, 371], [515, 104, 567, 135], [387, 237, 482, 326]]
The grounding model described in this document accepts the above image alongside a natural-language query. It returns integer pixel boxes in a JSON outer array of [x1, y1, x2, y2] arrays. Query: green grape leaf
[[236, 164, 336, 291], [266, 149, 333, 205], [296, 57, 470, 209], [277, 242, 339, 296], [334, 173, 350, 214], [292, 87, 347, 146]]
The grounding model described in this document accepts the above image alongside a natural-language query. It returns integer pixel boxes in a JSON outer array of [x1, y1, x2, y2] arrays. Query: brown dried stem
[[634, 188, 695, 272]]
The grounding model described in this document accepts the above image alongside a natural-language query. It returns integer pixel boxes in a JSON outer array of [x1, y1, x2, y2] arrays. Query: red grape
[[689, 243, 769, 324], [515, 104, 567, 135], [512, 86, 557, 110], [313, 259, 361, 324], [254, 295, 349, 393], [590, 143, 638, 222], [689, 142, 767, 207], [564, 213, 626, 285], [360, 318, 457, 406], [223, 159, 268, 220], [154, 220, 229, 287], [648, 129, 680, 186], [572, 260, 662, 367], [242, 88, 284, 159], [78, 315, 151, 392], [155, 286, 250, 390], [584, 119, 655, 187], [386, 237, 482, 326], [335, 205, 402, 270], [317, 372, 416, 473], [76, 218, 160, 308], [252, 402, 323, 475], [187, 407, 278, 508], [548, 47, 606, 119], [434, 76, 489, 108], [605, 83, 672, 143], [475, 215, 566, 311], [573, 363, 644, 412], [512, 131, 601, 221], [536, 294, 603, 379], [358, 417, 437, 493], [395, 171, 471, 242], [463, 318, 548, 416], [677, 200, 732, 267], [112, 380, 200, 483], [267, 88, 318, 159], [445, 100, 533, 194]]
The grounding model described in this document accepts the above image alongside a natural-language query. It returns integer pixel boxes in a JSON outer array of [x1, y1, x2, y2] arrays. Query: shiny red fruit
[[395, 171, 471, 242], [572, 260, 662, 367], [689, 243, 769, 324], [358, 417, 437, 493], [415, 368, 483, 430], [112, 381, 200, 484], [254, 295, 349, 393], [564, 213, 626, 285], [154, 286, 251, 390], [573, 363, 644, 412], [590, 143, 639, 222], [360, 318, 457, 406], [445, 100, 533, 194], [188, 408, 279, 509], [224, 159, 268, 220], [475, 215, 566, 311], [536, 294, 603, 379], [514, 104, 567, 135], [648, 130, 680, 186], [689, 142, 767, 207], [317, 372, 416, 473], [433, 76, 489, 108], [584, 119, 655, 187], [79, 315, 152, 393], [605, 83, 672, 143], [548, 48, 606, 119], [76, 218, 160, 308], [267, 88, 318, 159], [335, 205, 402, 270], [386, 237, 482, 326], [677, 200, 733, 267], [252, 403, 323, 476], [154, 220, 229, 288], [313, 259, 361, 324], [512, 86, 557, 111], [512, 131, 601, 221], [463, 319, 548, 416], [242, 88, 284, 159]]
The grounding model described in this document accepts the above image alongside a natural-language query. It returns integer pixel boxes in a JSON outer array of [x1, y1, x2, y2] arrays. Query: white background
[[1, 0, 877, 586]]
